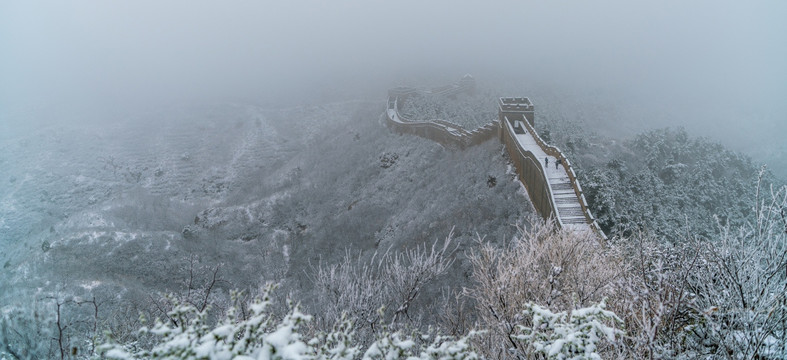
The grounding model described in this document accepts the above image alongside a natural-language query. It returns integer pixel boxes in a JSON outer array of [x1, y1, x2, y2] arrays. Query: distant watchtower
[[459, 74, 476, 95], [498, 97, 534, 127]]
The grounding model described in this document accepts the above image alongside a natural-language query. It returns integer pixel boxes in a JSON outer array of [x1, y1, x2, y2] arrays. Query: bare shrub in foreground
[[311, 234, 456, 347], [465, 219, 625, 359], [679, 177, 786, 359], [614, 174, 787, 359]]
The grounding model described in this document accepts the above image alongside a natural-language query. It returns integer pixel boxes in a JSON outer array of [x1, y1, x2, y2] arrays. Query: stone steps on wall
[[553, 189, 575, 193], [554, 198, 578, 204], [550, 182, 573, 191], [558, 207, 584, 216], [561, 217, 588, 225], [547, 174, 589, 226]]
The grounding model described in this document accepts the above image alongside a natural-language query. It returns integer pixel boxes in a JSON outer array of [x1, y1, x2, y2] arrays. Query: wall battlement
[[385, 76, 495, 149], [499, 97, 535, 126]]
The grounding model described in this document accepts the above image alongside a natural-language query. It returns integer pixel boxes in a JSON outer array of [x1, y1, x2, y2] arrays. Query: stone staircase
[[549, 179, 586, 225]]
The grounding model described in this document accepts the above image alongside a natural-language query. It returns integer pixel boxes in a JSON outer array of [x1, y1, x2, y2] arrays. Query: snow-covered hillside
[[0, 100, 532, 324]]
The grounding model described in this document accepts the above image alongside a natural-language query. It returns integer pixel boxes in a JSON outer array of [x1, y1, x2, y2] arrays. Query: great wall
[[384, 76, 607, 240]]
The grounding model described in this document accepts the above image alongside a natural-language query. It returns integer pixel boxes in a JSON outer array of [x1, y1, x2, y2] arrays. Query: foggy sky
[[2, 1, 786, 142]]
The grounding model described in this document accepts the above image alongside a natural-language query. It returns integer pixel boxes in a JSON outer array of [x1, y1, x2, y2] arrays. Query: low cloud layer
[[2, 1, 786, 145]]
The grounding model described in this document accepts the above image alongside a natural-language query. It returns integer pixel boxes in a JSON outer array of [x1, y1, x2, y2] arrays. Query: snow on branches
[[99, 284, 483, 360]]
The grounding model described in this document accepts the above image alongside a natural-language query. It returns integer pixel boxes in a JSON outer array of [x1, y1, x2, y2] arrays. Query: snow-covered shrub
[[99, 284, 483, 360], [1, 304, 52, 359], [312, 235, 456, 347], [613, 175, 787, 359], [610, 233, 694, 358], [512, 300, 623, 360], [1, 293, 105, 359], [363, 330, 482, 360], [100, 284, 314, 359], [675, 174, 787, 359], [465, 219, 624, 358]]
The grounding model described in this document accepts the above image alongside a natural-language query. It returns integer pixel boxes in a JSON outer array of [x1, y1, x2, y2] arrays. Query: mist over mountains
[[2, 1, 786, 358]]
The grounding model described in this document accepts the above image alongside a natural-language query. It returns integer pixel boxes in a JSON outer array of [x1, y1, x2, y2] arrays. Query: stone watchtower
[[459, 74, 476, 95], [498, 97, 534, 127]]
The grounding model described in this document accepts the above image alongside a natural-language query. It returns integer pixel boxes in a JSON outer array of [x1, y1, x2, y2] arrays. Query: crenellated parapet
[[384, 76, 496, 149], [499, 97, 535, 126]]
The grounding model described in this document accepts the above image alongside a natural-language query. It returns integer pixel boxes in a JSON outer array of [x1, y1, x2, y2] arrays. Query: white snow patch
[[80, 280, 102, 291]]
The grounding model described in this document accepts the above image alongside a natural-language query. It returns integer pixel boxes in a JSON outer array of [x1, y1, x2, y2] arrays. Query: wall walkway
[[385, 86, 498, 149], [384, 80, 606, 240]]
